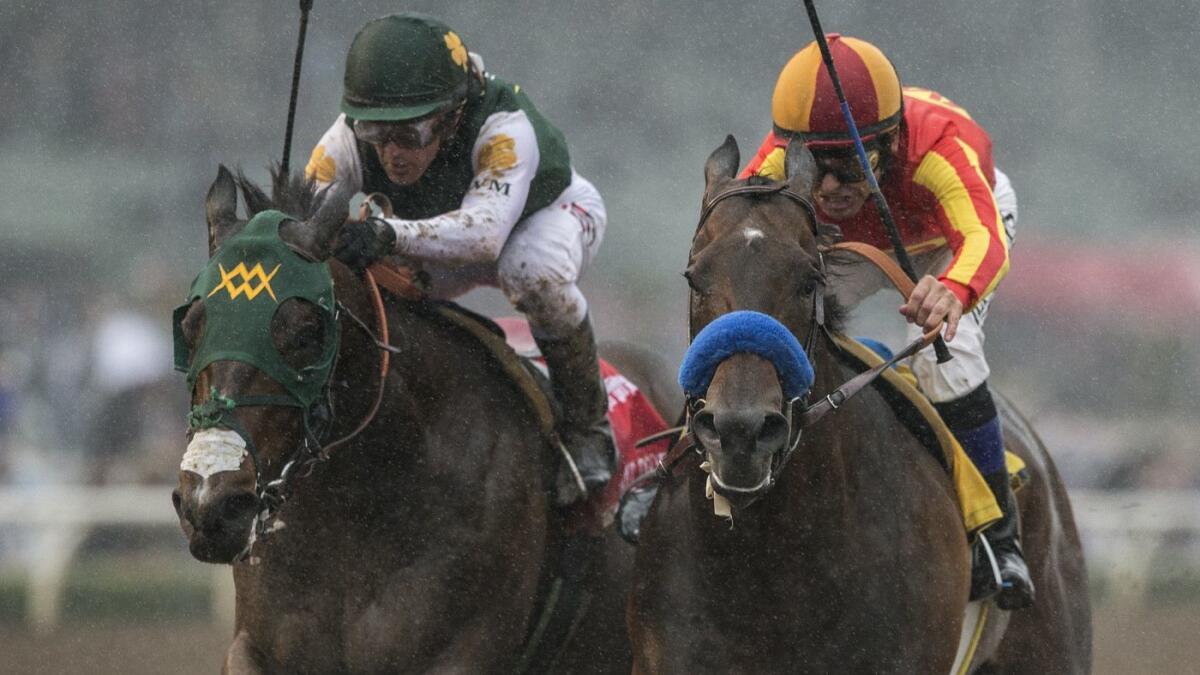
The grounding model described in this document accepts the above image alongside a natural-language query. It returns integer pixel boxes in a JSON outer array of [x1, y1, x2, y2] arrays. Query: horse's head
[[682, 136, 843, 509], [171, 166, 354, 563]]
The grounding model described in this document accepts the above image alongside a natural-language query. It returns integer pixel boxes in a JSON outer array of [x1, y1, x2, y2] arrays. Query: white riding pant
[[831, 168, 1017, 403], [420, 171, 607, 339]]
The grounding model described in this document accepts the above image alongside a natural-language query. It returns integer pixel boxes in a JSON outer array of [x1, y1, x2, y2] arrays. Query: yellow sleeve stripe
[[757, 146, 787, 181], [953, 139, 1009, 298], [953, 139, 1008, 249], [912, 141, 1008, 296]]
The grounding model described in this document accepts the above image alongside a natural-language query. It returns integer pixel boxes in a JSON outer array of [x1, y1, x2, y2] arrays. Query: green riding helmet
[[341, 12, 471, 122]]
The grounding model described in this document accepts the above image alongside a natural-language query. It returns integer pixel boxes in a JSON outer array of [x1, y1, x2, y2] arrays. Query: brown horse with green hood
[[171, 167, 655, 673]]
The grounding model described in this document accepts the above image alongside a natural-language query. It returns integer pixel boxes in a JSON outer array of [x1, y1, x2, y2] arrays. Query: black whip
[[800, 0, 952, 363], [280, 0, 314, 176]]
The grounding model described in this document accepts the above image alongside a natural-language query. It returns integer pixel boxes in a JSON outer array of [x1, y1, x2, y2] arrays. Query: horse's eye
[[180, 301, 205, 348], [682, 270, 701, 293], [800, 272, 825, 296], [272, 299, 326, 369]]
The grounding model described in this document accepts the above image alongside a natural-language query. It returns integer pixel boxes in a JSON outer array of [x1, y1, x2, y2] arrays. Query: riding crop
[[800, 0, 952, 363], [280, 0, 314, 176]]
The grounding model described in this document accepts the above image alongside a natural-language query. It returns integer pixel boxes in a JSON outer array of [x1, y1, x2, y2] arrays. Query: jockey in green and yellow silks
[[306, 13, 614, 506], [742, 35, 1031, 610]]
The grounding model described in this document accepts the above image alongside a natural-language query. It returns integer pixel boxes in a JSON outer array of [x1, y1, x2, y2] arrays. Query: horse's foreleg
[[222, 630, 266, 675]]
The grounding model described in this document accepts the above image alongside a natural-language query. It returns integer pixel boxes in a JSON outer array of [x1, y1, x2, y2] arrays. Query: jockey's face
[[809, 135, 898, 221], [355, 110, 459, 186], [812, 159, 874, 220], [372, 138, 442, 186]]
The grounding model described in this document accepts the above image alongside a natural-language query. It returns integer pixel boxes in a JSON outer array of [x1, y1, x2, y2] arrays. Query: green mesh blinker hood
[[173, 210, 339, 408]]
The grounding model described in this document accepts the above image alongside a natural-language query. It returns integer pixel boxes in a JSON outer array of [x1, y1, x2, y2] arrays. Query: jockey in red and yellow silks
[[741, 86, 1009, 311], [740, 34, 1032, 610]]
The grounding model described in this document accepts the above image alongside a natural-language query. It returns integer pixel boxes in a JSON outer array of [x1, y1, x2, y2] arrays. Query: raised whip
[[280, 0, 314, 176]]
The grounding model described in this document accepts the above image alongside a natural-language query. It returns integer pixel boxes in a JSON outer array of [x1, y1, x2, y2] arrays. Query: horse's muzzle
[[693, 406, 788, 507], [174, 477, 258, 563], [707, 462, 773, 509]]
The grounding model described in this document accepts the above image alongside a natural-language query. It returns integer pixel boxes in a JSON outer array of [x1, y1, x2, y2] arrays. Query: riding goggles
[[353, 113, 450, 149], [812, 148, 880, 184]]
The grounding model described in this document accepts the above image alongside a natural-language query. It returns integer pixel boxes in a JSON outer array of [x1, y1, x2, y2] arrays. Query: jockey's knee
[[497, 263, 587, 337], [910, 336, 990, 404]]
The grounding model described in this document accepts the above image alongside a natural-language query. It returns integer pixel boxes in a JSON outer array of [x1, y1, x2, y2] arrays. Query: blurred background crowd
[[0, 1, 1198, 672], [1, 0, 1197, 495]]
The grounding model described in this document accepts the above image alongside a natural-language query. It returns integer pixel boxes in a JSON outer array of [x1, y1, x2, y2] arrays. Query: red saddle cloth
[[495, 318, 672, 524]]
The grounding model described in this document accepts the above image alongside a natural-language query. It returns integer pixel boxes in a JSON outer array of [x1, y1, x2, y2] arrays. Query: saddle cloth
[[833, 334, 1004, 535], [495, 317, 673, 525]]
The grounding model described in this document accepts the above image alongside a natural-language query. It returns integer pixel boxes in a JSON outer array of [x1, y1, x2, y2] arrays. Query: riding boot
[[534, 315, 618, 506], [982, 470, 1036, 610], [934, 383, 1033, 608]]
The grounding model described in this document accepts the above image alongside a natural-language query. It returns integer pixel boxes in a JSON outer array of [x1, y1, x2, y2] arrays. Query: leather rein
[[638, 184, 943, 497], [236, 265, 397, 561]]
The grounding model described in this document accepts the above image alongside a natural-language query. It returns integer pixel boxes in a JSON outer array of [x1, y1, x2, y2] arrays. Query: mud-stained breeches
[[420, 171, 608, 338], [832, 168, 1018, 403]]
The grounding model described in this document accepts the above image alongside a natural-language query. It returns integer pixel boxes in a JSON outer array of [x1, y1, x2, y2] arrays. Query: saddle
[[835, 334, 1029, 534]]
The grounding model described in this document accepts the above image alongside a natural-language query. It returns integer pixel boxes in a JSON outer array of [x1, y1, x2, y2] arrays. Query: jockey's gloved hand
[[335, 218, 396, 270]]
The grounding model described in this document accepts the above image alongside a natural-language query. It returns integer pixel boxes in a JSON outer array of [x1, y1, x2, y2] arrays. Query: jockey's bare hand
[[898, 275, 963, 341]]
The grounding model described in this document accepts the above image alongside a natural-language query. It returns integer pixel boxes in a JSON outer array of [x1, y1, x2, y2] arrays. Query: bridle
[[653, 182, 943, 502], [192, 268, 396, 563], [687, 183, 826, 489]]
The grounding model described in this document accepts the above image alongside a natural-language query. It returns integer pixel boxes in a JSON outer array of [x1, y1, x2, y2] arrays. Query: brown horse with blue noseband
[[171, 167, 646, 673], [626, 137, 1091, 673]]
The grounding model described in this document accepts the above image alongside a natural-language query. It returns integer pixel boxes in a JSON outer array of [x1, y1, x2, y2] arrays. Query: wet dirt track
[[1, 603, 1197, 674]]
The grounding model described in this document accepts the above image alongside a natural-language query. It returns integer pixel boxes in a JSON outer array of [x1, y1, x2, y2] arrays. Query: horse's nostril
[[221, 493, 259, 523], [758, 413, 789, 450], [693, 411, 719, 447], [171, 489, 183, 517]]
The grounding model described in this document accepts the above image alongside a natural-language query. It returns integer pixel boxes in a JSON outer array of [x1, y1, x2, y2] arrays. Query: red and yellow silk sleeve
[[912, 136, 1009, 310], [739, 130, 787, 180]]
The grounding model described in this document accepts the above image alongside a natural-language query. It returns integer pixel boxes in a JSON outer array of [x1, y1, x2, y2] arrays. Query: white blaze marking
[[181, 429, 248, 478], [743, 228, 765, 244]]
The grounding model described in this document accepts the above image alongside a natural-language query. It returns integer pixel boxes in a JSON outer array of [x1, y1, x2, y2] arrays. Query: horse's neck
[[326, 301, 541, 487], [762, 340, 917, 528]]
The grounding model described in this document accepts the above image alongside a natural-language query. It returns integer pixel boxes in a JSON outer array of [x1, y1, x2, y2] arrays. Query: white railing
[[1069, 488, 1200, 602], [0, 485, 1197, 631], [0, 484, 233, 633]]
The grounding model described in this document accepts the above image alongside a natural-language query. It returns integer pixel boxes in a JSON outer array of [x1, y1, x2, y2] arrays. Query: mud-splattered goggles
[[352, 113, 452, 149]]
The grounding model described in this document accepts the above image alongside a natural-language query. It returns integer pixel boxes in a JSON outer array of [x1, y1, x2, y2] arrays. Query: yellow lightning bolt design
[[207, 262, 282, 301]]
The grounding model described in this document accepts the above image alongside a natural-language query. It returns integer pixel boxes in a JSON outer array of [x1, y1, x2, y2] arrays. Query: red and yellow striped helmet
[[771, 34, 903, 148]]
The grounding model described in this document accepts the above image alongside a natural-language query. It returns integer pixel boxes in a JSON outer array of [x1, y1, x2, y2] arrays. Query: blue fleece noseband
[[679, 311, 815, 400]]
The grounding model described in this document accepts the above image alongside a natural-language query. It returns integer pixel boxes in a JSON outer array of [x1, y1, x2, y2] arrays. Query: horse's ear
[[300, 183, 355, 260], [784, 137, 817, 196], [703, 135, 741, 194], [206, 165, 240, 256]]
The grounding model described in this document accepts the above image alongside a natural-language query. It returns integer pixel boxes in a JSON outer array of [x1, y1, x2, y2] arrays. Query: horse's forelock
[[693, 183, 848, 336], [233, 165, 324, 221]]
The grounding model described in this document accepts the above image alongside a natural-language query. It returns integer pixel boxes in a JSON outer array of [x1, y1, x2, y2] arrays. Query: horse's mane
[[234, 164, 330, 221], [821, 293, 849, 335]]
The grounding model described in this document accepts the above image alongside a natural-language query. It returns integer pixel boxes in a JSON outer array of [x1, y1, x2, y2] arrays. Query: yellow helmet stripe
[[771, 43, 824, 135]]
